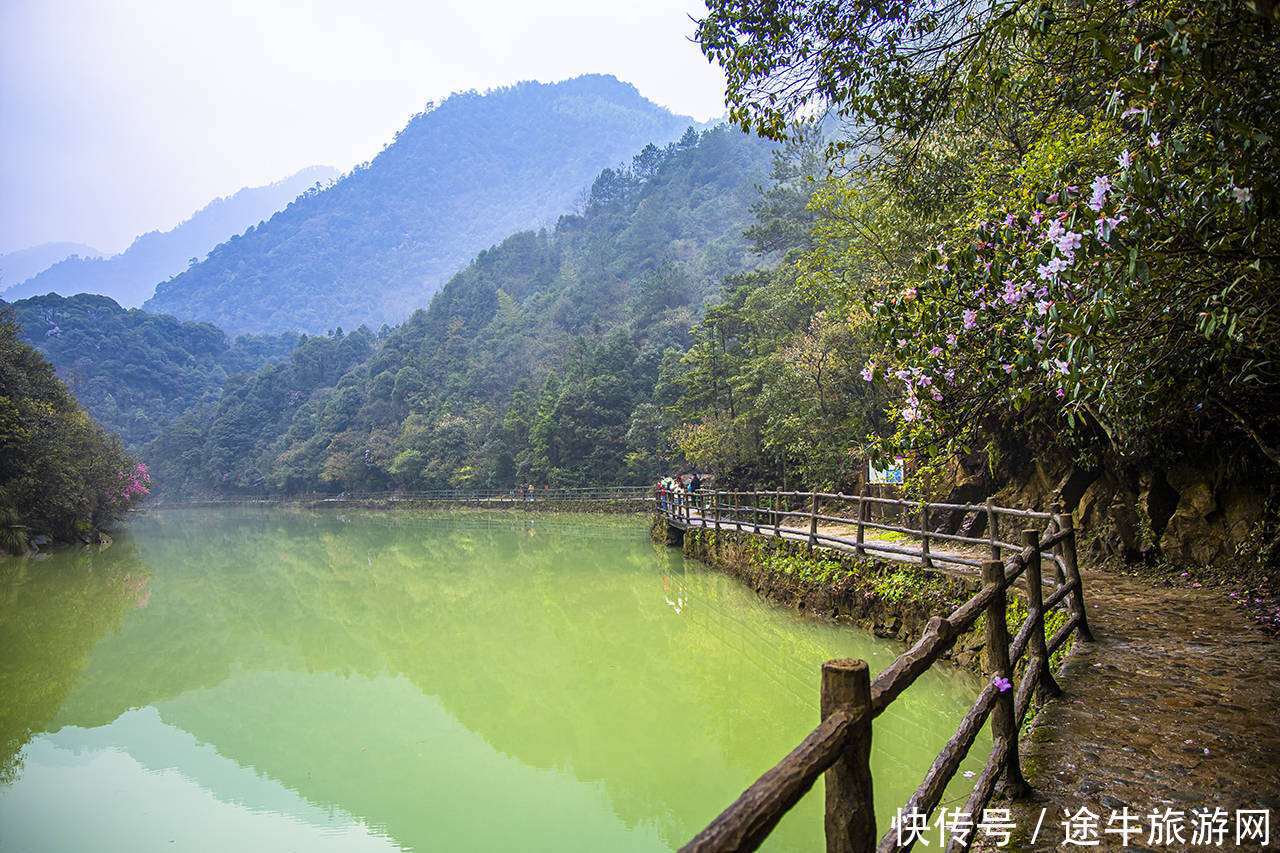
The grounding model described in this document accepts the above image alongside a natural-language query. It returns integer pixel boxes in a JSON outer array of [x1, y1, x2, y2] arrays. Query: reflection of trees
[[36, 509, 982, 850], [0, 543, 149, 784]]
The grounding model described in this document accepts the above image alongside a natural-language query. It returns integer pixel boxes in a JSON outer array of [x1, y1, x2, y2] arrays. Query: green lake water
[[0, 507, 989, 852]]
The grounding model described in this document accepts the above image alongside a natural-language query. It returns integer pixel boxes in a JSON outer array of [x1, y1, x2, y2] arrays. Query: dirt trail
[[990, 569, 1280, 851]]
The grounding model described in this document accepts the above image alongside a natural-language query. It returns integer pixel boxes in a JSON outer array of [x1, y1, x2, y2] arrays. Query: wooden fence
[[656, 490, 1093, 853], [657, 489, 1065, 571]]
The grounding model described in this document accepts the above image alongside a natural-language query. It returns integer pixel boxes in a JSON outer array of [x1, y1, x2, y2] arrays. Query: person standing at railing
[[689, 472, 702, 513]]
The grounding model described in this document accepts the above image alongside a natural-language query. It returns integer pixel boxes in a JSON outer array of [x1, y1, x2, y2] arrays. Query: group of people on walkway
[[655, 472, 703, 512]]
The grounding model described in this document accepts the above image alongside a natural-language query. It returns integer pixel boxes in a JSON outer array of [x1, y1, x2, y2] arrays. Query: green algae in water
[[0, 508, 988, 851]]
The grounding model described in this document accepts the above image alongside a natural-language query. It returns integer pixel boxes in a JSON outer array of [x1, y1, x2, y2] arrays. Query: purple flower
[[962, 309, 978, 330], [1232, 186, 1253, 205], [861, 362, 876, 382], [1088, 176, 1111, 211], [1096, 216, 1123, 241], [1055, 230, 1083, 258], [1118, 149, 1133, 169], [994, 676, 1013, 692]]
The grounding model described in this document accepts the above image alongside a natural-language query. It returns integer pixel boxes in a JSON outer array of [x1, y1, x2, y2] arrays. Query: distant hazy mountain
[[0, 242, 103, 290], [3, 166, 338, 307], [144, 75, 695, 335], [141, 124, 776, 496]]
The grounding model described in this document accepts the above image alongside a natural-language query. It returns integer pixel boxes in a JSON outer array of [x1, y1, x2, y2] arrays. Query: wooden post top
[[822, 658, 869, 677]]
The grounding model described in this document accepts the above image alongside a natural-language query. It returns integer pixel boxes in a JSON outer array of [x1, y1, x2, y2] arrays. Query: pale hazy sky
[[0, 0, 728, 256]]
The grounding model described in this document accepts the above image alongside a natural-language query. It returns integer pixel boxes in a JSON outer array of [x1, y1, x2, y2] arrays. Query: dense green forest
[[677, 0, 1279, 566], [0, 310, 148, 551], [144, 76, 695, 335], [2, 166, 337, 307], [3, 294, 298, 447], [142, 125, 776, 495]]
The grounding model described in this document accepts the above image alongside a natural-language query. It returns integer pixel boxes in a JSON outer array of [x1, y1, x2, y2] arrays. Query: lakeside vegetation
[[0, 310, 149, 551]]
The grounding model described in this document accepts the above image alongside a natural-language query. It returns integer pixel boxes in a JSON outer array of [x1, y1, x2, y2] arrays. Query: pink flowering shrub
[[110, 463, 152, 506], [845, 3, 1277, 466]]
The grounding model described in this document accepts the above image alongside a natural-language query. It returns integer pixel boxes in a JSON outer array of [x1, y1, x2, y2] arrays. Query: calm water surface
[[0, 508, 988, 851]]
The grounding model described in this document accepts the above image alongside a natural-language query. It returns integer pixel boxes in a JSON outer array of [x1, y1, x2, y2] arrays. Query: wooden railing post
[[808, 491, 819, 552], [753, 490, 762, 534], [821, 659, 875, 853], [856, 488, 867, 557], [713, 490, 721, 534], [734, 491, 742, 532], [1048, 502, 1067, 585], [920, 503, 933, 568], [774, 489, 782, 538], [986, 497, 1000, 560], [1022, 529, 1061, 698], [982, 559, 1030, 799], [1054, 511, 1095, 642]]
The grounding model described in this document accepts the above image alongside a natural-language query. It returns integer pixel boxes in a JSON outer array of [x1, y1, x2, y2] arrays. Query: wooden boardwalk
[[655, 489, 1095, 853], [658, 489, 1066, 575]]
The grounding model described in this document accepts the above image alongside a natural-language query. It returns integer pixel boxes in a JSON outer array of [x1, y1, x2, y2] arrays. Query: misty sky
[[0, 0, 728, 256]]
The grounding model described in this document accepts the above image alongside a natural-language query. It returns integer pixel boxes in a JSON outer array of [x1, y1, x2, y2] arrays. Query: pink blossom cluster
[[110, 463, 152, 504], [866, 151, 1149, 427]]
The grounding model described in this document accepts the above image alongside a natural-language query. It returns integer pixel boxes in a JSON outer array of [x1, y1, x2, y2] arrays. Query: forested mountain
[[142, 125, 775, 495], [4, 294, 298, 447], [2, 167, 337, 307], [0, 243, 103, 292], [143, 76, 696, 335], [0, 310, 147, 551]]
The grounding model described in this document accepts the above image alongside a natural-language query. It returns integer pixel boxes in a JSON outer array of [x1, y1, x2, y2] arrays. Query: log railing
[[656, 488, 1063, 572], [660, 491, 1093, 853]]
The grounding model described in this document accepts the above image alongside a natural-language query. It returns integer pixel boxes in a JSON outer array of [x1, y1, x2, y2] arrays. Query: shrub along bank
[[657, 521, 1073, 673]]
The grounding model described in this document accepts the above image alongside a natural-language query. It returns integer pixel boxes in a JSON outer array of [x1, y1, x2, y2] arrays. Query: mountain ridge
[[143, 75, 695, 335], [3, 166, 338, 307], [0, 243, 104, 291]]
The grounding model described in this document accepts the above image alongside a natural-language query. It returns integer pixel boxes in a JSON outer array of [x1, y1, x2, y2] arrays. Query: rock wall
[[934, 447, 1274, 569]]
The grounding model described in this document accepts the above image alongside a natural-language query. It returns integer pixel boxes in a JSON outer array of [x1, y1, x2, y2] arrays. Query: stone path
[[989, 569, 1280, 851], [670, 506, 1280, 847]]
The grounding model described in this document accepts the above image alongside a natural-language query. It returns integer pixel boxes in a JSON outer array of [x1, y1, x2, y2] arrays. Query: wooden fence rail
[[655, 489, 1092, 853], [656, 488, 1066, 571]]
